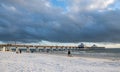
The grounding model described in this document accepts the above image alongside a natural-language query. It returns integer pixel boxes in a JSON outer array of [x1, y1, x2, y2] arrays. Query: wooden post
[[43, 47, 46, 52], [26, 47, 30, 53], [2, 46, 6, 52], [50, 47, 52, 52], [36, 47, 39, 52], [16, 47, 19, 53], [8, 46, 12, 51]]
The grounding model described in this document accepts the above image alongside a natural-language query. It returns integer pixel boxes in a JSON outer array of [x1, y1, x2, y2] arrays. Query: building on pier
[[78, 43, 85, 48]]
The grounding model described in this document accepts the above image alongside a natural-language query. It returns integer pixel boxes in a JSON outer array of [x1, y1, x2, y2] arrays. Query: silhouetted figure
[[19, 50, 22, 54], [68, 50, 71, 56], [31, 50, 34, 53]]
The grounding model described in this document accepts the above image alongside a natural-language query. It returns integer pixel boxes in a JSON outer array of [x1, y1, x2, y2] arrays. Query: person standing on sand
[[68, 50, 71, 56], [19, 50, 22, 54]]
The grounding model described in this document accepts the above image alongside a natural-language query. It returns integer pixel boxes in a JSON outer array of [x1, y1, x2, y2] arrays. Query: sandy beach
[[0, 52, 120, 72]]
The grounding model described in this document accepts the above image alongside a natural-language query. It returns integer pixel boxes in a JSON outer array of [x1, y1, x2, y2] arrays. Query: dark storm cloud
[[0, 0, 120, 43]]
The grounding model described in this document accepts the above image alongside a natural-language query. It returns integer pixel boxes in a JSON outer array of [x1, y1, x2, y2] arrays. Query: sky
[[0, 0, 120, 47]]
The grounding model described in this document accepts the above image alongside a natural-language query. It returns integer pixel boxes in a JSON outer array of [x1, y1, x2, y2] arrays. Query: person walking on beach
[[19, 50, 22, 54], [68, 50, 71, 56]]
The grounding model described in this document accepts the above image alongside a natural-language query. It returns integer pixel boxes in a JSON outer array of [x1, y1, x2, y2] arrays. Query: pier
[[0, 44, 80, 52], [0, 43, 105, 52]]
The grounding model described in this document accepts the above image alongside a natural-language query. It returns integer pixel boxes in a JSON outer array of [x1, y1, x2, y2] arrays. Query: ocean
[[10, 48, 120, 60], [11, 48, 120, 53]]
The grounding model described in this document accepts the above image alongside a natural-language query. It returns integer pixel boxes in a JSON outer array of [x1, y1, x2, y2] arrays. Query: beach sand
[[0, 52, 120, 72]]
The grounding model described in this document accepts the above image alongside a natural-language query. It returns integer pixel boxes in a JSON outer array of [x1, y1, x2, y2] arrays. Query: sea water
[[11, 48, 120, 60], [72, 48, 120, 60]]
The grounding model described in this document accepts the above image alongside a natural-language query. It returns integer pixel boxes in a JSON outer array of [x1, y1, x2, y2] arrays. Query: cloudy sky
[[0, 0, 120, 47]]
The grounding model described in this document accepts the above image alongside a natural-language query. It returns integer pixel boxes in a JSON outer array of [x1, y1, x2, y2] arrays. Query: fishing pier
[[0, 44, 80, 52]]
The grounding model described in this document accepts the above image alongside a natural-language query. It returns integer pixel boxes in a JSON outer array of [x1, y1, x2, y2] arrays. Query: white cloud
[[0, 0, 120, 46], [68, 0, 115, 12], [1, 3, 17, 12]]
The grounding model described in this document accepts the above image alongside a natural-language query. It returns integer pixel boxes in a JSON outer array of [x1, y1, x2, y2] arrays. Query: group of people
[[16, 49, 71, 56]]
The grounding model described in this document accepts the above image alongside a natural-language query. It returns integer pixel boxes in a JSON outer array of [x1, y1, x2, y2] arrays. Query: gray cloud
[[0, 0, 120, 43]]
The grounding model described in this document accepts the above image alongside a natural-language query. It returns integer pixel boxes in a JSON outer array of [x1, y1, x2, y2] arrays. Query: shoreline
[[1, 51, 120, 61]]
